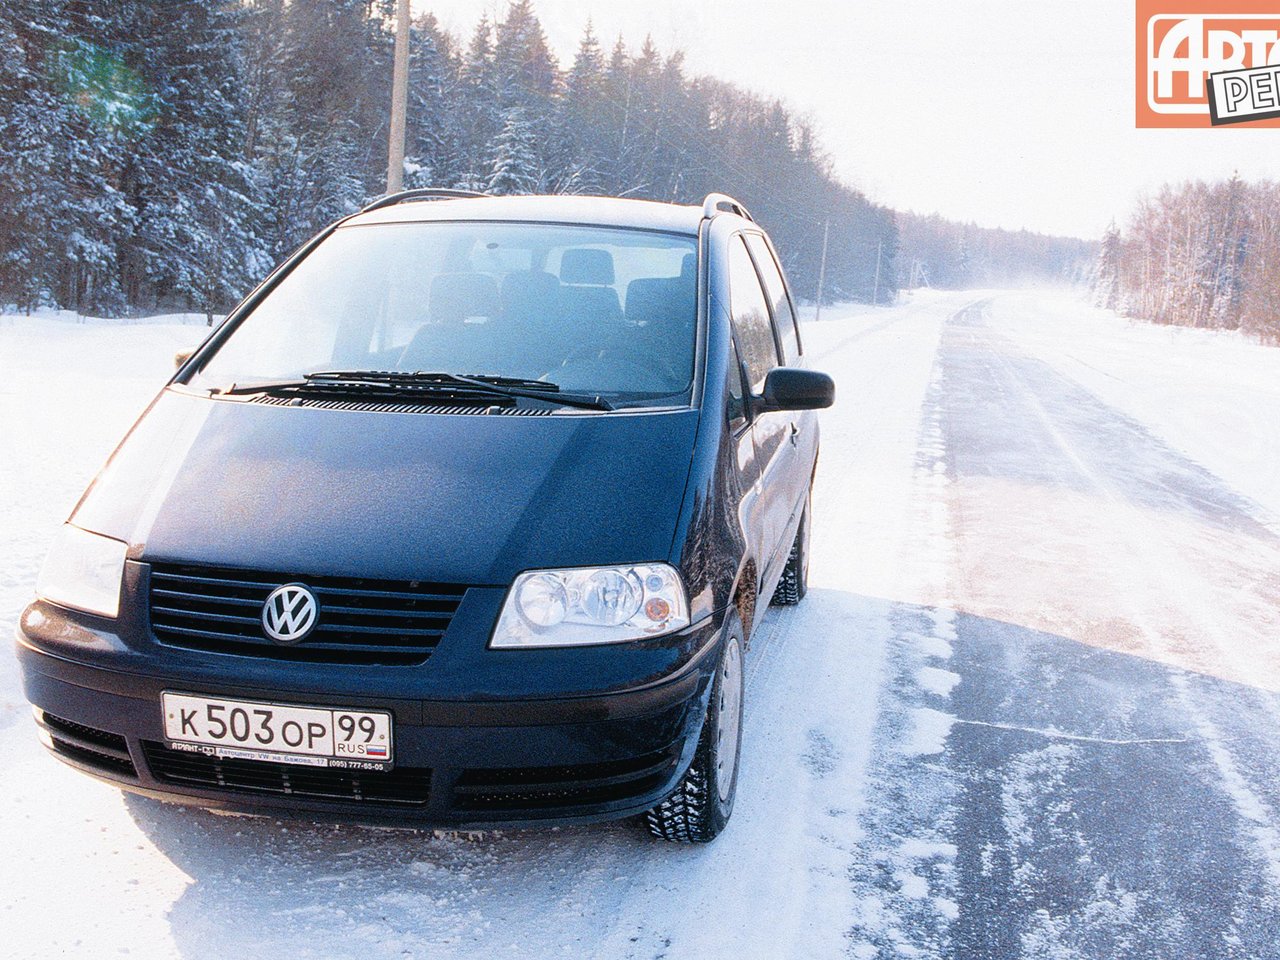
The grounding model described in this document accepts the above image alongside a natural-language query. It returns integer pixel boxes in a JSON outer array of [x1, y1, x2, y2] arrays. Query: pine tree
[[457, 15, 500, 191], [20, 1, 143, 314], [240, 0, 286, 164], [122, 1, 269, 320], [494, 1, 562, 191], [487, 109, 540, 195], [559, 20, 608, 194], [405, 13, 463, 190], [0, 0, 70, 310], [1092, 221, 1122, 311], [494, 0, 557, 111]]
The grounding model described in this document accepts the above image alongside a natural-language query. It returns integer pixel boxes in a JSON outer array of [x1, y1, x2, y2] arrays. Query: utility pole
[[386, 0, 411, 193], [814, 220, 830, 322], [872, 239, 883, 306]]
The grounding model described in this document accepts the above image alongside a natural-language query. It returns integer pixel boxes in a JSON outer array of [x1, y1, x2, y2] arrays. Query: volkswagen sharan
[[16, 190, 833, 842]]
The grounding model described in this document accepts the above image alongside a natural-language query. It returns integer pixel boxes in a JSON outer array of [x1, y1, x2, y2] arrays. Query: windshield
[[189, 221, 699, 409]]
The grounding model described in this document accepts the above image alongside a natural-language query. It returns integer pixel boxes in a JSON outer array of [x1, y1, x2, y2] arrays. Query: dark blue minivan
[[17, 191, 832, 842]]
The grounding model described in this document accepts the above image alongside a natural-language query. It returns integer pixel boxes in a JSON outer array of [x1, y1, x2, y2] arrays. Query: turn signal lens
[[644, 597, 671, 621]]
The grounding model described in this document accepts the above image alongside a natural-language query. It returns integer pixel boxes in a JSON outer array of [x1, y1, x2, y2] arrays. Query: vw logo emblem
[[261, 583, 320, 644]]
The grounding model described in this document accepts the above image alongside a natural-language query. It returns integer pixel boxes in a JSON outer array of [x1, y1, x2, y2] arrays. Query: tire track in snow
[[844, 325, 963, 959], [806, 294, 985, 369]]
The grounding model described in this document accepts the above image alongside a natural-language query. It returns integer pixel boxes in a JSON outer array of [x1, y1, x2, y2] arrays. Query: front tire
[[645, 612, 745, 842]]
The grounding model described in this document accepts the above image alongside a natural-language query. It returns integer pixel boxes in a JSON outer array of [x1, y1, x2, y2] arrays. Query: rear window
[[190, 222, 699, 408]]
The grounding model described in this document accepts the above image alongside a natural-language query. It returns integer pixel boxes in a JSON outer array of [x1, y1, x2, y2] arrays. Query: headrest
[[501, 270, 560, 319], [627, 277, 694, 328], [429, 273, 499, 325], [560, 284, 623, 325], [560, 249, 615, 286], [680, 252, 697, 281]]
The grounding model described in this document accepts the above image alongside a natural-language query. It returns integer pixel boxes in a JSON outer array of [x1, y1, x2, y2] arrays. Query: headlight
[[36, 525, 127, 618], [491, 563, 689, 648]]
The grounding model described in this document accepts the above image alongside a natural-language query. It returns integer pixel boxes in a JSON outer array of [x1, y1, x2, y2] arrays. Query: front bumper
[[16, 608, 721, 828]]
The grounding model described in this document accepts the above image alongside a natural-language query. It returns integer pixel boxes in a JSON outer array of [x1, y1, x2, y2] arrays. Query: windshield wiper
[[218, 370, 612, 411], [309, 371, 612, 410]]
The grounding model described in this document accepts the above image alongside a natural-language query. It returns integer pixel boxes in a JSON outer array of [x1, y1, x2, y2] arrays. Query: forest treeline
[[1092, 176, 1280, 343], [1, 0, 1088, 319], [898, 213, 1094, 290]]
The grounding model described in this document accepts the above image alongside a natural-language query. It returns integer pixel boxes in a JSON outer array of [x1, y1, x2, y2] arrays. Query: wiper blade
[[215, 378, 314, 396], [309, 370, 558, 392], [460, 373, 561, 392], [406, 371, 614, 411], [220, 370, 612, 411], [216, 375, 408, 397]]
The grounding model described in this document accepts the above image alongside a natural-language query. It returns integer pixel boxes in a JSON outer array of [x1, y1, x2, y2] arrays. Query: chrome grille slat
[[151, 588, 261, 606], [151, 605, 259, 625], [148, 563, 467, 666]]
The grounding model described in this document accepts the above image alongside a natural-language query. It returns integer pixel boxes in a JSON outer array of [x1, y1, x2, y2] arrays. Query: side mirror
[[755, 367, 834, 413], [174, 349, 194, 369]]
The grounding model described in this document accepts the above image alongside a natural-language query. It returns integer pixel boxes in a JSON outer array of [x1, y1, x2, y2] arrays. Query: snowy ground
[[2, 293, 1279, 958]]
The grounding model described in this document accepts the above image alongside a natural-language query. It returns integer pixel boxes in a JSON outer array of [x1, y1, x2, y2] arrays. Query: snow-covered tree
[[405, 14, 462, 191], [1092, 221, 1122, 311], [456, 15, 500, 191], [557, 20, 608, 195], [487, 109, 540, 195], [121, 1, 269, 320], [0, 1, 137, 313], [494, 0, 558, 112], [1, 0, 933, 313]]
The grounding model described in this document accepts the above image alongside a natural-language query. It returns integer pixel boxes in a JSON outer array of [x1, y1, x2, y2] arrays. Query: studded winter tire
[[645, 611, 745, 842]]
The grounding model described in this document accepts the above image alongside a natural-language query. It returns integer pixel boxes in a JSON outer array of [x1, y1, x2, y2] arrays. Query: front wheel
[[645, 612, 745, 842]]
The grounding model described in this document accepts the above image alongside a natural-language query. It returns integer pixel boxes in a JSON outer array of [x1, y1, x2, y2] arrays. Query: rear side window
[[745, 234, 800, 364], [728, 236, 778, 392]]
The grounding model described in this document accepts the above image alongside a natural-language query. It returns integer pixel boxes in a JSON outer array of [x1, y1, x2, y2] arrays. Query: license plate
[[162, 692, 393, 770]]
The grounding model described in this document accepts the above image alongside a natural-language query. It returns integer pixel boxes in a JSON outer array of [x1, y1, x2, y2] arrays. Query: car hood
[[72, 389, 700, 585]]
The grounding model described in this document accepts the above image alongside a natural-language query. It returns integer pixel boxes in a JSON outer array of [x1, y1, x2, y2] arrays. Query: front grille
[[149, 563, 467, 666], [142, 742, 432, 805], [453, 747, 681, 812], [41, 713, 137, 778]]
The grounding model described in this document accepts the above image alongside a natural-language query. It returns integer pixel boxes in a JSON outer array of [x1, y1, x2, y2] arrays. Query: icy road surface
[[2, 292, 1279, 958]]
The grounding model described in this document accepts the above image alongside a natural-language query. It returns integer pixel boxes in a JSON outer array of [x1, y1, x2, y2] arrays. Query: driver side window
[[728, 236, 779, 393], [727, 337, 747, 428]]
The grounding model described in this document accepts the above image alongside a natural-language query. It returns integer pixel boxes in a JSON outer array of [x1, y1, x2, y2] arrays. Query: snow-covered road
[[2, 292, 1278, 958]]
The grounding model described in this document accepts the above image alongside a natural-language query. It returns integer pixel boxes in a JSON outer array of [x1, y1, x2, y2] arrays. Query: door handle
[[789, 422, 799, 446]]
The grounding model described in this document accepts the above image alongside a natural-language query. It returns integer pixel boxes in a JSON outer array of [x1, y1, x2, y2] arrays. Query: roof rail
[[360, 187, 488, 215], [702, 193, 753, 222]]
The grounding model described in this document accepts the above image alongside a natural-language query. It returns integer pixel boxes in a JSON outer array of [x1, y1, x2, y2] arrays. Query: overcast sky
[[415, 0, 1280, 239]]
